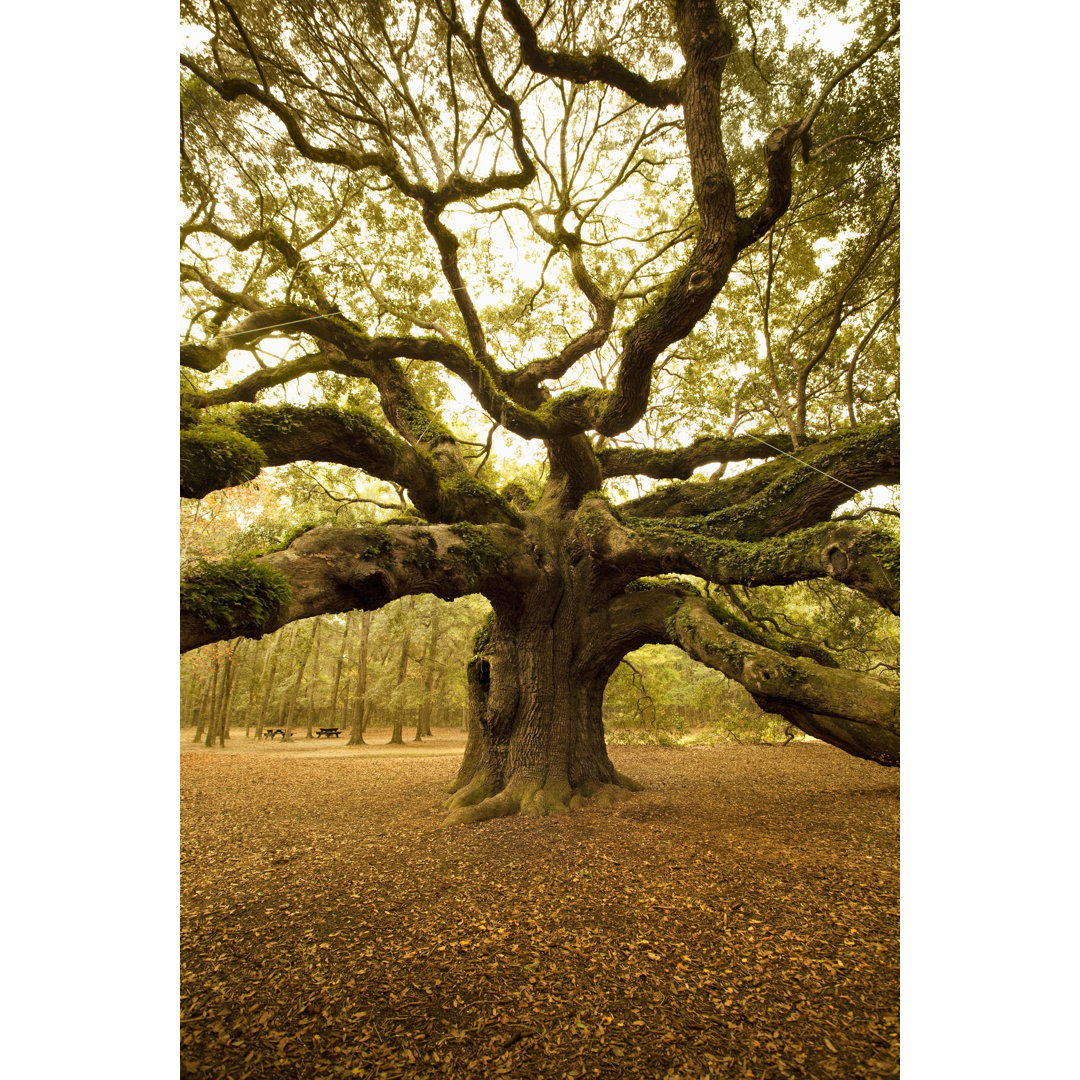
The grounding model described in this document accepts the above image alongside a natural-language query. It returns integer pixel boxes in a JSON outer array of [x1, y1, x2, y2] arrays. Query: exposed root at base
[[443, 773, 642, 826]]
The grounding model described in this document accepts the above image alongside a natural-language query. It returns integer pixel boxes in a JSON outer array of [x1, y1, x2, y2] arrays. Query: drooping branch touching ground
[[668, 595, 899, 765], [599, 588, 898, 766]]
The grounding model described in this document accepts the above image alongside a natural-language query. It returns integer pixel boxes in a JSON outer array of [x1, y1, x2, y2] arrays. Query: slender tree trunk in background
[[340, 611, 355, 731], [221, 639, 245, 744], [348, 611, 372, 745], [204, 655, 222, 747], [305, 616, 323, 738], [216, 648, 239, 747], [244, 636, 270, 738], [252, 633, 280, 740], [198, 668, 217, 740], [431, 672, 449, 729], [285, 620, 317, 740], [329, 618, 346, 732], [181, 669, 198, 727], [391, 711, 405, 745], [217, 662, 232, 747], [189, 671, 208, 740], [416, 604, 443, 738], [270, 622, 300, 738], [389, 605, 413, 745]]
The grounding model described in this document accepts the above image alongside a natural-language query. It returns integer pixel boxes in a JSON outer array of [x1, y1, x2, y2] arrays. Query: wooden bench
[[263, 728, 288, 740], [315, 727, 343, 738]]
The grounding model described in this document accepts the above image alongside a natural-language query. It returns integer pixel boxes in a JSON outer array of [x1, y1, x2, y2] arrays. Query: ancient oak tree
[[180, 0, 900, 821]]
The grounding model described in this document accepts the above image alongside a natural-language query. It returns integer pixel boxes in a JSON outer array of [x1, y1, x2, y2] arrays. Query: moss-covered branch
[[618, 422, 899, 539], [180, 426, 266, 499], [669, 596, 899, 765], [181, 403, 523, 527], [180, 559, 292, 641], [180, 522, 531, 652], [599, 431, 821, 480], [629, 520, 899, 614], [567, 495, 897, 613]]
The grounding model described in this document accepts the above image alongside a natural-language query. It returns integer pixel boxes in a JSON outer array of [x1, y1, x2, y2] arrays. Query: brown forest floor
[[180, 728, 899, 1080]]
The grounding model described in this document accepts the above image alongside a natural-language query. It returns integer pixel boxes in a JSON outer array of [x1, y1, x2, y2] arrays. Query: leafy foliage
[[180, 426, 267, 499], [602, 644, 789, 746], [180, 558, 292, 637]]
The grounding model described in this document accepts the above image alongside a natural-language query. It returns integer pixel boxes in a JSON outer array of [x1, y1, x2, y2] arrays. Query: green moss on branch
[[447, 523, 510, 582], [442, 474, 523, 526], [180, 426, 266, 499], [180, 559, 291, 638]]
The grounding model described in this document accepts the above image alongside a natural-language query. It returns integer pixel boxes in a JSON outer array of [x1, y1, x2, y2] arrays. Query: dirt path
[[180, 734, 899, 1079]]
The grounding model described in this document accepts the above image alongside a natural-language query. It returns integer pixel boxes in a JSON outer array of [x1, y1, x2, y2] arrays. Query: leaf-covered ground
[[180, 729, 899, 1079]]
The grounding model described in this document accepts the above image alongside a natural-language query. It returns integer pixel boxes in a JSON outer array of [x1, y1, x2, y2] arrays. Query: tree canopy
[[180, 0, 900, 822]]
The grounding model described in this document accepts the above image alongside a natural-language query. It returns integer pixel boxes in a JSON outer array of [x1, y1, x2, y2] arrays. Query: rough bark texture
[[444, 551, 644, 825]]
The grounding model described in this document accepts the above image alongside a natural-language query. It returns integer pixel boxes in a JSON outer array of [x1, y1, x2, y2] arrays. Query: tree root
[[443, 771, 643, 825]]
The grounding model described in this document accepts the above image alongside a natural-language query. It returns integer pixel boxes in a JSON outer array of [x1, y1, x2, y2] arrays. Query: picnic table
[[263, 728, 289, 740], [315, 727, 343, 738]]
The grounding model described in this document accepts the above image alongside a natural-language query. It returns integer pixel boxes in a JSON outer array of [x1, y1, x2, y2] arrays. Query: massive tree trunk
[[445, 543, 644, 824], [443, 508, 897, 824]]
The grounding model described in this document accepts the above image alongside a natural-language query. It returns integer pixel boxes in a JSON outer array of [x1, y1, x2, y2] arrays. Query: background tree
[[180, 0, 900, 822], [347, 610, 373, 744]]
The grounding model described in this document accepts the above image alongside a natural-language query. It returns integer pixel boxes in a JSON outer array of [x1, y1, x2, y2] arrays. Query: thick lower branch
[[180, 522, 532, 652], [572, 498, 899, 613], [668, 596, 898, 765], [637, 521, 900, 613]]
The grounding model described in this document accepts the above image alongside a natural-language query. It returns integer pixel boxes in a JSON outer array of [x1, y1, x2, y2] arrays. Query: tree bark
[[415, 603, 443, 738], [347, 611, 372, 745], [329, 618, 346, 731], [244, 636, 272, 737], [284, 619, 317, 739], [221, 639, 245, 743], [305, 616, 323, 737], [445, 552, 644, 824], [445, 536, 897, 823], [191, 668, 214, 742], [389, 600, 414, 745], [253, 631, 284, 740], [204, 653, 222, 747]]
